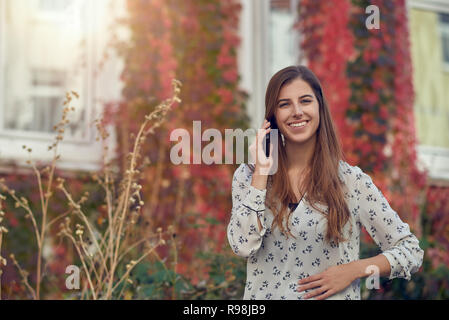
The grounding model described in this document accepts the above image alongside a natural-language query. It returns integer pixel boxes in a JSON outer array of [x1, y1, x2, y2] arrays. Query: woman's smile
[[287, 120, 310, 131]]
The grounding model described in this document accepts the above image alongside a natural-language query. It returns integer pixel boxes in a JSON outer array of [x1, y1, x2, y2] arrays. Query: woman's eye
[[279, 100, 310, 107]]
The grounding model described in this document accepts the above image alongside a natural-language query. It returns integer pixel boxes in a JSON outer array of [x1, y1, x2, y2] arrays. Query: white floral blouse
[[227, 160, 424, 300]]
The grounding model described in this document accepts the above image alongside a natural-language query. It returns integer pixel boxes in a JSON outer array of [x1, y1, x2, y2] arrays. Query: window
[[1, 0, 90, 141], [6, 69, 66, 133], [407, 1, 449, 182], [269, 0, 299, 76], [0, 0, 123, 171]]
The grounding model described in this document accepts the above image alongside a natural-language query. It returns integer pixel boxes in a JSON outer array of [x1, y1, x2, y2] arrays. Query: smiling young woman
[[227, 65, 424, 300]]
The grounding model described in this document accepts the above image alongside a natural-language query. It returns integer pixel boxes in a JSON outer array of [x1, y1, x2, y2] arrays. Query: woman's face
[[274, 78, 320, 145]]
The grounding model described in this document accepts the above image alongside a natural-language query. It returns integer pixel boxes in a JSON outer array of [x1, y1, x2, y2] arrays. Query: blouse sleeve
[[353, 166, 424, 281], [227, 163, 268, 258]]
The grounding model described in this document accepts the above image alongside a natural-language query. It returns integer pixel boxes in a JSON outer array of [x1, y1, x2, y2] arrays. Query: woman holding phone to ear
[[227, 65, 424, 300]]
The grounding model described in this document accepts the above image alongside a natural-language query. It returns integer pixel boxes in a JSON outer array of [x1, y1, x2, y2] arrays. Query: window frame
[[407, 0, 449, 184], [0, 0, 112, 172]]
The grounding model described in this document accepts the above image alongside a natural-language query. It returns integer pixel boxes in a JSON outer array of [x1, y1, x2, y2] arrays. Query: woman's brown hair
[[257, 65, 351, 244]]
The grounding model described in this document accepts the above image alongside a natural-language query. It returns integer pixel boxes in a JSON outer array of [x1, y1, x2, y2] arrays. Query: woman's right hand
[[249, 119, 274, 176]]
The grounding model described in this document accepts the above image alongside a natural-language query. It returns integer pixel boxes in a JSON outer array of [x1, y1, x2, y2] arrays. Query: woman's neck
[[285, 135, 316, 173]]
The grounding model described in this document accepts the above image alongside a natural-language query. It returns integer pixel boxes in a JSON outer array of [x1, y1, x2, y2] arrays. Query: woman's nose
[[292, 103, 304, 116]]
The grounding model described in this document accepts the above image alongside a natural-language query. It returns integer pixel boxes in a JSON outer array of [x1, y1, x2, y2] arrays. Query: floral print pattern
[[227, 160, 424, 300]]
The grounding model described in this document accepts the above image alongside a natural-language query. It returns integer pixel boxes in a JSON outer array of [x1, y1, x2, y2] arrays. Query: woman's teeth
[[289, 121, 308, 128]]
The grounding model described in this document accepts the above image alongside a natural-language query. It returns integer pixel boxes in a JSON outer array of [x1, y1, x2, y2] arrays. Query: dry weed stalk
[[56, 79, 182, 299], [0, 92, 79, 299], [0, 79, 182, 300]]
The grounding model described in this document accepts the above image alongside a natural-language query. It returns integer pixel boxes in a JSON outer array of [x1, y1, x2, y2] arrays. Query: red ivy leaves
[[116, 0, 245, 283], [296, 0, 357, 164], [297, 0, 429, 240]]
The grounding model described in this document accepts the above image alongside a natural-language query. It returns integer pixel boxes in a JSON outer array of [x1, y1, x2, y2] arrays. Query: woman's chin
[[284, 133, 315, 145]]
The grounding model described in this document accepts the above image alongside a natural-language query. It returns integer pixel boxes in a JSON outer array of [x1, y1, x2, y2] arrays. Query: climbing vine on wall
[[297, 0, 427, 239], [112, 0, 248, 283]]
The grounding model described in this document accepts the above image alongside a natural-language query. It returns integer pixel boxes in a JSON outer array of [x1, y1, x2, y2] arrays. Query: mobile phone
[[263, 117, 276, 158], [264, 126, 270, 158]]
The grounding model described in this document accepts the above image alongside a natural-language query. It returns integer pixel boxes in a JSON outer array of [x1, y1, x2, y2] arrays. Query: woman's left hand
[[297, 264, 357, 300]]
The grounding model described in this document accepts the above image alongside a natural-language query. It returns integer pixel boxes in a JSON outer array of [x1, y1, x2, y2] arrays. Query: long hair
[[258, 65, 351, 244]]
